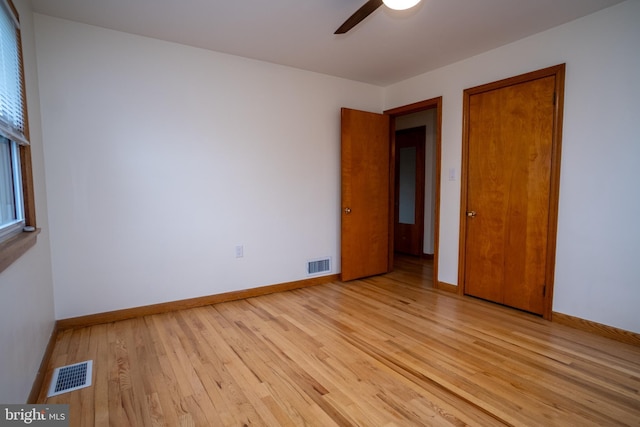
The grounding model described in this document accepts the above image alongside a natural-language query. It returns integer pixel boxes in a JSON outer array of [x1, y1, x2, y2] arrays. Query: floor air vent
[[47, 360, 93, 397], [308, 257, 331, 276]]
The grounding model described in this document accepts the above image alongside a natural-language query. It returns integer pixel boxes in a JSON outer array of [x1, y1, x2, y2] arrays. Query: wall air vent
[[307, 257, 331, 276], [47, 360, 93, 397]]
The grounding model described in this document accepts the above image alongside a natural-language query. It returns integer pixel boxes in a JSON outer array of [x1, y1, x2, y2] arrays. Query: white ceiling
[[30, 0, 623, 86]]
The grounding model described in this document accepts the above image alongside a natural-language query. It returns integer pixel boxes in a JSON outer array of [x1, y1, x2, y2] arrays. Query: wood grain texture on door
[[464, 75, 556, 315], [341, 108, 390, 281]]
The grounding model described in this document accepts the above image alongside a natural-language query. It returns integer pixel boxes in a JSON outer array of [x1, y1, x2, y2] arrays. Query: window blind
[[0, 0, 27, 146]]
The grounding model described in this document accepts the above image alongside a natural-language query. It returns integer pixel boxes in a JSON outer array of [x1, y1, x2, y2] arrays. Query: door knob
[[467, 211, 477, 217], [344, 207, 352, 214]]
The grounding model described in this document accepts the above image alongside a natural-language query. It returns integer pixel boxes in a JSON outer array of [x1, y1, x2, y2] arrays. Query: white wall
[[384, 1, 640, 333], [0, 1, 55, 403], [34, 15, 383, 319]]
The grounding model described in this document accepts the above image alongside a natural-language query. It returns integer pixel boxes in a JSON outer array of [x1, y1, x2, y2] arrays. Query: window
[[0, 0, 37, 272], [0, 135, 23, 239]]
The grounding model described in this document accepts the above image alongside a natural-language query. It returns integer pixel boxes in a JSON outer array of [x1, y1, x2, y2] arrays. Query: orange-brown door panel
[[464, 75, 556, 315], [341, 108, 390, 281]]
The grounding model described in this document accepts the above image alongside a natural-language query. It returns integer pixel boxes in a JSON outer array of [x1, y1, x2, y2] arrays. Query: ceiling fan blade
[[335, 0, 384, 34]]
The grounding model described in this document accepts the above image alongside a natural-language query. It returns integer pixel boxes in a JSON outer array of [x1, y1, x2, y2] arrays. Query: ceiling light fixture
[[335, 0, 423, 34], [382, 0, 421, 11]]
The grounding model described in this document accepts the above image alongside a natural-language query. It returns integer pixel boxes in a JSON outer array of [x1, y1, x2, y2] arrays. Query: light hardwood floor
[[37, 255, 640, 426]]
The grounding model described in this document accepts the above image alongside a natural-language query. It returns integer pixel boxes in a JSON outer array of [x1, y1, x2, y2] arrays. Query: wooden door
[[394, 127, 425, 256], [461, 65, 564, 317], [341, 108, 390, 281]]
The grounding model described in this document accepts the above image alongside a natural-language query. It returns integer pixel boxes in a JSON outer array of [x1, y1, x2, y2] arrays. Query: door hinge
[[543, 285, 546, 296]]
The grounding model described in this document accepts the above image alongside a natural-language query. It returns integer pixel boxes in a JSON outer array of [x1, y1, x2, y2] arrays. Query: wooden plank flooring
[[37, 255, 640, 426]]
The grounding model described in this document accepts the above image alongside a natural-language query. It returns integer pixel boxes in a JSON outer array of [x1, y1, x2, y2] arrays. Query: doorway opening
[[385, 97, 442, 290], [394, 125, 426, 257]]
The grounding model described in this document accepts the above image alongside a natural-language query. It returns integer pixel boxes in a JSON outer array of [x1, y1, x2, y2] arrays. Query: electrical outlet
[[235, 245, 244, 258]]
